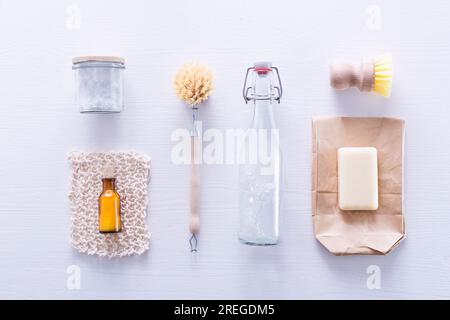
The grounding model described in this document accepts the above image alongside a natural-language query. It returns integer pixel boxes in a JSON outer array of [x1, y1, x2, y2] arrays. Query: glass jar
[[72, 56, 125, 113]]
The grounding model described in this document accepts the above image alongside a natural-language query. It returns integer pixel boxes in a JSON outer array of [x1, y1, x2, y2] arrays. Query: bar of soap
[[338, 147, 378, 211]]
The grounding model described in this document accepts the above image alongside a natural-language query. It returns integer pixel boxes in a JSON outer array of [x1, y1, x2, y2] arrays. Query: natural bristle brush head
[[174, 62, 214, 106], [330, 53, 393, 97]]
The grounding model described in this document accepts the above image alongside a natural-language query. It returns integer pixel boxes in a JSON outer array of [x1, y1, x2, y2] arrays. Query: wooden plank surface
[[0, 0, 449, 299]]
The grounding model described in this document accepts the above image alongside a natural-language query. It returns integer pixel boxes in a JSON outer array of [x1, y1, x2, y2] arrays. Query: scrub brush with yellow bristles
[[330, 53, 393, 97], [174, 62, 214, 253]]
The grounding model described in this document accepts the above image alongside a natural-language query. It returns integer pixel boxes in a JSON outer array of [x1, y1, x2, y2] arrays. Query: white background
[[0, 0, 449, 299]]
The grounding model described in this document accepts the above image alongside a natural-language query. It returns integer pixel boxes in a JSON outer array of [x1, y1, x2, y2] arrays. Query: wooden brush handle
[[190, 135, 200, 235], [330, 60, 374, 92]]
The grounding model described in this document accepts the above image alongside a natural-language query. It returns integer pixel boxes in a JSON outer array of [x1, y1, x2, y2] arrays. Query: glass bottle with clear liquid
[[239, 62, 283, 245]]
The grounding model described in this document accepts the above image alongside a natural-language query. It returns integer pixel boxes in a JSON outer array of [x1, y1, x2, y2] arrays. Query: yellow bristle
[[373, 54, 393, 97]]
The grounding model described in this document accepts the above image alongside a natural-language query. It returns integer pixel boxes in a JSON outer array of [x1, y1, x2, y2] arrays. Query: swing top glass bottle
[[239, 62, 282, 245]]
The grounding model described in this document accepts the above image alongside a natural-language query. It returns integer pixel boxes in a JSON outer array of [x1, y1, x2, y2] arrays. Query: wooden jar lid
[[72, 56, 125, 64]]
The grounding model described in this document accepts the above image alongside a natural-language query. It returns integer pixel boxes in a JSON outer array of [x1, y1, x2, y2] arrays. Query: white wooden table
[[0, 0, 449, 299]]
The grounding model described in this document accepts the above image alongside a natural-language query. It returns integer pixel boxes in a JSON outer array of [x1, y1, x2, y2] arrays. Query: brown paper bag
[[312, 116, 405, 255]]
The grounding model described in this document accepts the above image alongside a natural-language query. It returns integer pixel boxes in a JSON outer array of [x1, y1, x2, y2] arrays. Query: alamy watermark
[[66, 265, 81, 290], [66, 4, 81, 30], [366, 5, 382, 30], [366, 265, 381, 290], [171, 122, 279, 175]]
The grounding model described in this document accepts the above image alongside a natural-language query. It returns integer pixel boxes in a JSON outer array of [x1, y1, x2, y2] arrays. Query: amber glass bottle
[[98, 176, 122, 233]]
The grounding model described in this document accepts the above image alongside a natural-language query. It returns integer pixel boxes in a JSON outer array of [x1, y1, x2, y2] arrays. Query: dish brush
[[330, 53, 393, 97], [174, 61, 214, 252]]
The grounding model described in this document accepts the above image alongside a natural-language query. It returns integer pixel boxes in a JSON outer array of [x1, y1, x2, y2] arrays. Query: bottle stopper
[[101, 166, 116, 179]]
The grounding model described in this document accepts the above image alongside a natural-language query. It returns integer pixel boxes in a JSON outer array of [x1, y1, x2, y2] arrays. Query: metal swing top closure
[[243, 62, 283, 104]]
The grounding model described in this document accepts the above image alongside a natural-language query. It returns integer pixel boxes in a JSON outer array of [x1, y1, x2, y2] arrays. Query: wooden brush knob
[[330, 61, 360, 90], [330, 59, 374, 92]]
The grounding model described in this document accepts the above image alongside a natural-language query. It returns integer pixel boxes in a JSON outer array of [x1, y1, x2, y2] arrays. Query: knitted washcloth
[[68, 151, 151, 258]]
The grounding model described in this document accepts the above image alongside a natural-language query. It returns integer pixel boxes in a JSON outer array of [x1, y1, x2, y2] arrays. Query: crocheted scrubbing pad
[[68, 151, 151, 258]]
